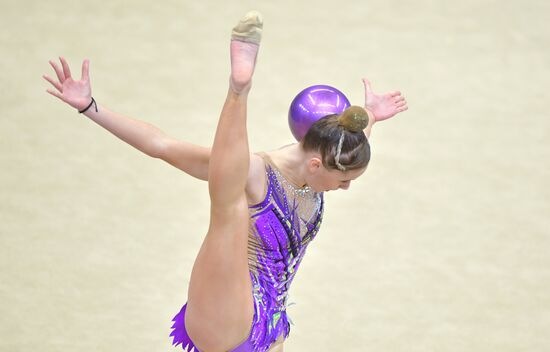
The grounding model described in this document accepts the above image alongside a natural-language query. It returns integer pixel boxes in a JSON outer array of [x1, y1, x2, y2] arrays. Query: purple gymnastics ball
[[288, 84, 351, 141]]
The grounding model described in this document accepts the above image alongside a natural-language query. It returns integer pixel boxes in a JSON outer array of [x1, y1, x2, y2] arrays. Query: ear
[[308, 157, 322, 173]]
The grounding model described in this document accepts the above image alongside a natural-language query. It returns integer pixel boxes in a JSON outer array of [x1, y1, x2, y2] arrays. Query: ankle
[[228, 78, 251, 97]]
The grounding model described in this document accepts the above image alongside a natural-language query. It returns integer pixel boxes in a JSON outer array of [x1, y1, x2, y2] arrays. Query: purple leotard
[[170, 153, 324, 352]]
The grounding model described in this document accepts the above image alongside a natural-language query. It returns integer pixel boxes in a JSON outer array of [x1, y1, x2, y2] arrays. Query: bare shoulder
[[246, 153, 267, 205]]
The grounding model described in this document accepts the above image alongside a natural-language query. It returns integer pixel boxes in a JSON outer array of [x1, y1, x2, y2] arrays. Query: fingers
[[81, 59, 90, 81], [49, 59, 65, 82], [394, 96, 405, 103], [390, 91, 402, 97], [396, 101, 407, 108], [46, 88, 65, 102], [42, 74, 62, 92], [59, 56, 72, 80], [397, 106, 408, 113], [362, 78, 372, 92]]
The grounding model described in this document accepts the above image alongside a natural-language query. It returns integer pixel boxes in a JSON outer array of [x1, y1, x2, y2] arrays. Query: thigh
[[185, 195, 255, 351], [268, 334, 285, 352]]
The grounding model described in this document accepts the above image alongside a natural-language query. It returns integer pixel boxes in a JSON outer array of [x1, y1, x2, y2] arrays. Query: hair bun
[[337, 105, 369, 132]]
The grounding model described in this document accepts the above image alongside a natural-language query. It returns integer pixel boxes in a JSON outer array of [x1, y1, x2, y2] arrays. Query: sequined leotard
[[170, 153, 324, 352]]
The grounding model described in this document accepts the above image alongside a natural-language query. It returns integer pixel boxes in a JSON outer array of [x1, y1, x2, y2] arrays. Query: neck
[[271, 144, 309, 188]]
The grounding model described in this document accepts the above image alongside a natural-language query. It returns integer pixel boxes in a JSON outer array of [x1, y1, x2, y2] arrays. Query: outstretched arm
[[157, 139, 210, 180], [43, 57, 210, 180], [361, 78, 408, 138]]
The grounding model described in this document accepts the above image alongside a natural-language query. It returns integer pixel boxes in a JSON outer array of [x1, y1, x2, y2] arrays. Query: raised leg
[[184, 11, 263, 351]]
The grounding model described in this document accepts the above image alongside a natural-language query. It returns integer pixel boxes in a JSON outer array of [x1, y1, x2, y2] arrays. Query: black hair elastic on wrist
[[79, 97, 98, 114]]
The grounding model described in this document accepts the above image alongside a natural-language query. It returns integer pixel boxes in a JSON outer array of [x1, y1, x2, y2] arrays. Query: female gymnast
[[43, 11, 407, 352]]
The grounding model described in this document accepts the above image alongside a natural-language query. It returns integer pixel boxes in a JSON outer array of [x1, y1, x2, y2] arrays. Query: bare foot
[[230, 11, 263, 93], [363, 78, 408, 121]]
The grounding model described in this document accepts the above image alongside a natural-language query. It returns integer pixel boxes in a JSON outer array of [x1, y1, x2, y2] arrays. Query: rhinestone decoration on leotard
[[269, 167, 321, 232], [170, 153, 324, 352], [245, 154, 324, 351], [271, 168, 313, 198]]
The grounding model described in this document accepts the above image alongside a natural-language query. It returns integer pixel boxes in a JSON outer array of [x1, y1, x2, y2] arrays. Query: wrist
[[365, 107, 376, 127], [78, 97, 98, 114]]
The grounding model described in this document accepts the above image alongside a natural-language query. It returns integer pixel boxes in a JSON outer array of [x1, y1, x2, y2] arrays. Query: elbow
[[148, 137, 168, 159]]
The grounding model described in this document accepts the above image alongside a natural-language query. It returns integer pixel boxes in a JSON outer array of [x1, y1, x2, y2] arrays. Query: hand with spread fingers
[[43, 57, 92, 111], [363, 78, 408, 122]]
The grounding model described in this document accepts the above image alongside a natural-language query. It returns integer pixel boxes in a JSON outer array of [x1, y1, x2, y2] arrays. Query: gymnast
[[43, 10, 407, 352]]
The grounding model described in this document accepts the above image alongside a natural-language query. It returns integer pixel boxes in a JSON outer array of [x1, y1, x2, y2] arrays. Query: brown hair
[[301, 106, 371, 171]]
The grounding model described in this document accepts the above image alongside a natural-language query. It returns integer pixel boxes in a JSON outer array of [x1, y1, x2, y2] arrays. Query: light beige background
[[1, 0, 549, 351]]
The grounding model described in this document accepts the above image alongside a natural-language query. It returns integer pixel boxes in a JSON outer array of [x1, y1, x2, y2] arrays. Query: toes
[[231, 10, 263, 44]]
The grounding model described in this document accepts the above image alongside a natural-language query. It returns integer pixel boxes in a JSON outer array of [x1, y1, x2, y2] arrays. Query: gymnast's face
[[305, 157, 367, 192]]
